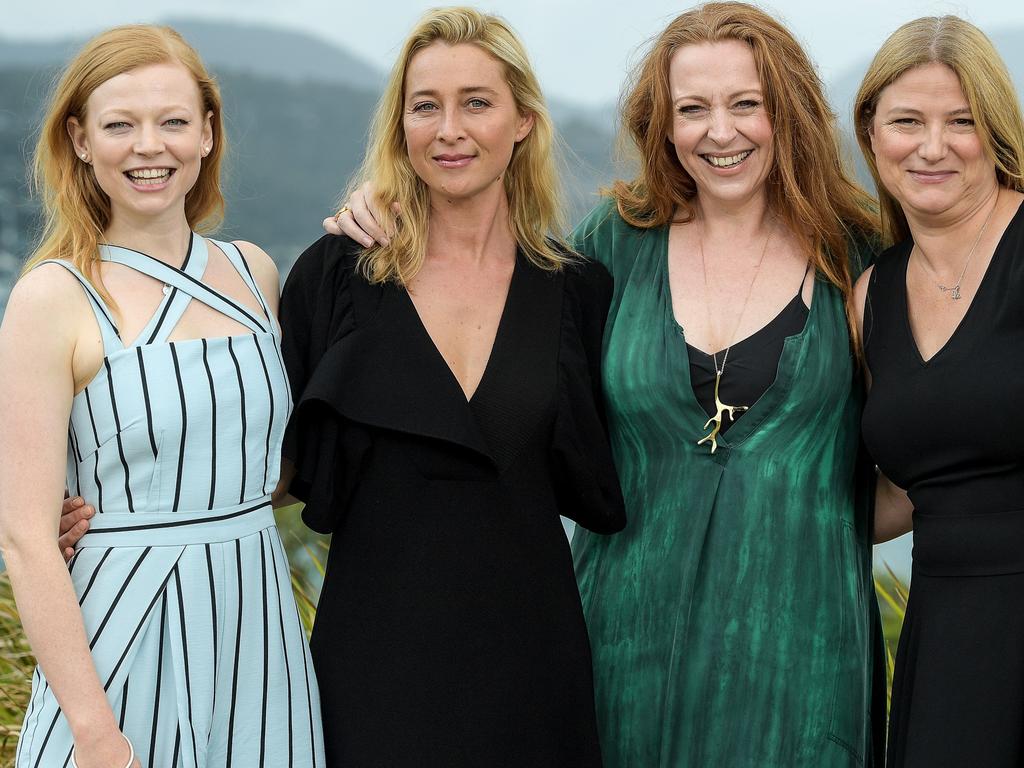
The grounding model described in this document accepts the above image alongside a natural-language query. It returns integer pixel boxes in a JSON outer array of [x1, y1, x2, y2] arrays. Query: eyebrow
[[96, 105, 196, 118], [673, 89, 762, 104], [406, 86, 501, 100], [885, 105, 973, 117]]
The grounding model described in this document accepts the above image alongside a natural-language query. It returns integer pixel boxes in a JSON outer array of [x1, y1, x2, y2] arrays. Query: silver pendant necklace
[[696, 219, 774, 454], [914, 192, 998, 301]]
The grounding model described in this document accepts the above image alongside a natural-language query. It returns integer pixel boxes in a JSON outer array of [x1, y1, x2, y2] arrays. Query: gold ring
[[336, 205, 351, 219]]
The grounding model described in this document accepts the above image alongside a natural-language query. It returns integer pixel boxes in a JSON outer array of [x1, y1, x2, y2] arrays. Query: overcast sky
[[4, 0, 1020, 108]]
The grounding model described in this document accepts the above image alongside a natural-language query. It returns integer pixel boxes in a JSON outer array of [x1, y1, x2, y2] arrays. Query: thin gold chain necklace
[[696, 219, 774, 453], [913, 191, 998, 301]]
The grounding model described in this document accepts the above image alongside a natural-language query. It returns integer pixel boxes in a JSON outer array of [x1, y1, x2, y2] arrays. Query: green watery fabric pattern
[[572, 200, 877, 768]]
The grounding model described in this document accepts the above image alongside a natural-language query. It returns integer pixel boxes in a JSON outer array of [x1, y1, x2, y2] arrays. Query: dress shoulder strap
[[33, 259, 123, 353], [209, 238, 279, 335], [100, 241, 269, 336]]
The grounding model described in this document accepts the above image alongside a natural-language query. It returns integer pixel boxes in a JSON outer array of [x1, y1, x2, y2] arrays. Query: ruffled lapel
[[299, 266, 495, 462], [296, 253, 567, 468]]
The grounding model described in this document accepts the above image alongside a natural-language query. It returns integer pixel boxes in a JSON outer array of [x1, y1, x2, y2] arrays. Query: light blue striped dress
[[16, 235, 325, 768]]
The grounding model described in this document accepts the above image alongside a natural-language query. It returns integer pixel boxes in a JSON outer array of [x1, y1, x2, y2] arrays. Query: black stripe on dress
[[102, 566, 175, 689], [174, 565, 200, 768], [228, 338, 248, 503], [268, 536, 295, 760], [253, 336, 275, 492], [170, 345, 188, 512], [298, 605, 318, 768], [103, 359, 135, 513], [89, 547, 151, 650], [258, 532, 270, 767], [136, 347, 158, 458], [145, 289, 178, 345], [202, 339, 218, 508], [148, 592, 168, 767], [67, 432, 81, 498], [226, 538, 244, 767], [118, 677, 129, 729], [206, 543, 219, 705], [83, 388, 103, 511], [78, 548, 113, 607]]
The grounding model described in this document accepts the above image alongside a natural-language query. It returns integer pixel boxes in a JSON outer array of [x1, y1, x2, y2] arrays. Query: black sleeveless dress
[[861, 201, 1024, 768]]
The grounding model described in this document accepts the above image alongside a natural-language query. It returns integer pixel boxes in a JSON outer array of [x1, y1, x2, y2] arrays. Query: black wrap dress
[[862, 200, 1024, 768], [279, 235, 626, 767]]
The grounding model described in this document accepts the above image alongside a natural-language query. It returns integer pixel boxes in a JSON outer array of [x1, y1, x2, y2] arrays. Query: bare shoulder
[[852, 264, 874, 327], [5, 262, 91, 327], [232, 240, 280, 309], [0, 262, 92, 364]]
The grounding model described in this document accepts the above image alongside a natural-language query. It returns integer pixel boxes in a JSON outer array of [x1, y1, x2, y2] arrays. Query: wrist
[[68, 710, 119, 744]]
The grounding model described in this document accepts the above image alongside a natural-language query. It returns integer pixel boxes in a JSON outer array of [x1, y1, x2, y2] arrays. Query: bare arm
[[853, 266, 913, 544], [0, 267, 137, 768]]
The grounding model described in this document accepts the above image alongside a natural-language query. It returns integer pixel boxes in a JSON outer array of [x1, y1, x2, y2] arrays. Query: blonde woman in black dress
[[853, 16, 1024, 768]]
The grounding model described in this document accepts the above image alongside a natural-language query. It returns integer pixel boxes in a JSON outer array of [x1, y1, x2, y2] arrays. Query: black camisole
[[686, 268, 809, 434]]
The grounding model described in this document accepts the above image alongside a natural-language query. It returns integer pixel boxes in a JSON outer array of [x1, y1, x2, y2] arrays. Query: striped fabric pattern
[[17, 236, 324, 768]]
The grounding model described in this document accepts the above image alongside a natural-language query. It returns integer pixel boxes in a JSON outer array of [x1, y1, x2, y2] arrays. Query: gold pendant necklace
[[695, 219, 774, 453], [696, 346, 747, 453]]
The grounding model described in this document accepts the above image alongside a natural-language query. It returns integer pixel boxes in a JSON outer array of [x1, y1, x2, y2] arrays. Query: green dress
[[571, 200, 880, 768]]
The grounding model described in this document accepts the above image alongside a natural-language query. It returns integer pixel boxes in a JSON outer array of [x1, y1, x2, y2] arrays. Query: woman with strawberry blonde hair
[[0, 25, 323, 768]]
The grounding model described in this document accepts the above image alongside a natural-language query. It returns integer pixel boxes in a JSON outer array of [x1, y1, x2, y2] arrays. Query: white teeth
[[126, 168, 172, 183], [704, 151, 752, 168]]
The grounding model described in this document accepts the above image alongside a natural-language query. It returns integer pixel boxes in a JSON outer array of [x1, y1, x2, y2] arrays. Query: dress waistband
[[913, 507, 1024, 577], [77, 497, 277, 548]]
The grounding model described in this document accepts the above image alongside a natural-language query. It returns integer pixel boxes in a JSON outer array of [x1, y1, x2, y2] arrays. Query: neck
[[907, 183, 1001, 272], [104, 209, 193, 266], [693, 192, 774, 246], [427, 184, 516, 265]]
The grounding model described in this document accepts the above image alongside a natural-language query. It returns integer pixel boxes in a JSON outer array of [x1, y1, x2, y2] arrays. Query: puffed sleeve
[[549, 256, 626, 534], [279, 235, 371, 534]]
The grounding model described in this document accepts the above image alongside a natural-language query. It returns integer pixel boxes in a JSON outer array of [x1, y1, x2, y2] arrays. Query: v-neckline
[[401, 253, 519, 404], [901, 199, 1024, 367], [658, 226, 818, 452]]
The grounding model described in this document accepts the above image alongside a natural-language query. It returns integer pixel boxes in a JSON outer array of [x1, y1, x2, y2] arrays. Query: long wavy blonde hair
[[23, 25, 226, 298], [854, 15, 1024, 246], [351, 6, 568, 285], [609, 2, 877, 342]]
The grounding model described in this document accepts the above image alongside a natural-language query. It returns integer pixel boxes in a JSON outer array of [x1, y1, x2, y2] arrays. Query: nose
[[133, 122, 164, 156], [707, 106, 738, 145], [435, 107, 465, 143], [917, 121, 948, 163]]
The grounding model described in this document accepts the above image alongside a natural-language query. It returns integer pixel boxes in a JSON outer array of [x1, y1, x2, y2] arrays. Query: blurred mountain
[[0, 19, 384, 91]]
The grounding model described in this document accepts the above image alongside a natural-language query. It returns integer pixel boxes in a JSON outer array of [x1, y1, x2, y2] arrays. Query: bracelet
[[70, 732, 134, 768]]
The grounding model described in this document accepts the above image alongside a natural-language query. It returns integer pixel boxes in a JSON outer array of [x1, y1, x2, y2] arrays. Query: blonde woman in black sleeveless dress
[[853, 17, 1024, 768]]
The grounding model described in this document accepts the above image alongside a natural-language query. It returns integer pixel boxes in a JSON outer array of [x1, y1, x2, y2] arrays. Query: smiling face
[[402, 41, 534, 206], [869, 61, 997, 224], [67, 61, 212, 229], [667, 39, 774, 211]]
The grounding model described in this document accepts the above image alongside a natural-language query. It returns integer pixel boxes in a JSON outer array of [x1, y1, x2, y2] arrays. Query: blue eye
[[104, 121, 131, 130], [165, 118, 189, 127], [411, 102, 437, 113], [467, 98, 490, 109], [735, 100, 760, 110]]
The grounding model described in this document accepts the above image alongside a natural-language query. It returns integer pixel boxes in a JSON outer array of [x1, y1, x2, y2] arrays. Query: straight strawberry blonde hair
[[23, 24, 226, 300]]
